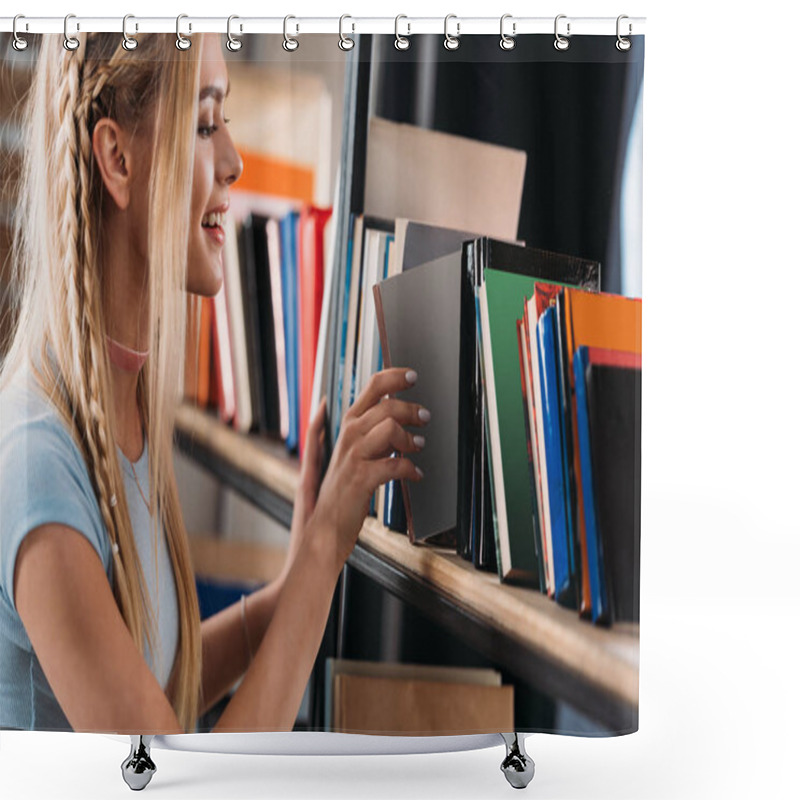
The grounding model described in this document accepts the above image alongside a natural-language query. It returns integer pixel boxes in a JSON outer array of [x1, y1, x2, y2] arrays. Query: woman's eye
[[198, 124, 218, 138]]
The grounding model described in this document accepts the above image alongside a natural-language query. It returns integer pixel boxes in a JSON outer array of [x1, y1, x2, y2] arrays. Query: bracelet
[[240, 593, 254, 666]]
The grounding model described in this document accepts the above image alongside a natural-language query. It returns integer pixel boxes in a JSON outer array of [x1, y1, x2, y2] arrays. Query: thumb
[[302, 396, 327, 481]]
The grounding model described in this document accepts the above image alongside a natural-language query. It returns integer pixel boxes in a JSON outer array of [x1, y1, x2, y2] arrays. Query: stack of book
[[323, 120, 642, 627]]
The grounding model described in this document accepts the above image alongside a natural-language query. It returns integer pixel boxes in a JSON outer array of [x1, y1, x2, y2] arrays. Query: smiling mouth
[[201, 210, 226, 246]]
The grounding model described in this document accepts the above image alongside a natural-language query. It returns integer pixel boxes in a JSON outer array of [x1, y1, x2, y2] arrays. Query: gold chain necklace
[[124, 453, 152, 515]]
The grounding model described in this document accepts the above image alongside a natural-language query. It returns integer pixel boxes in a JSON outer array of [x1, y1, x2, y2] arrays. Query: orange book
[[196, 296, 213, 409], [562, 288, 642, 618], [235, 148, 315, 205], [298, 205, 332, 459]]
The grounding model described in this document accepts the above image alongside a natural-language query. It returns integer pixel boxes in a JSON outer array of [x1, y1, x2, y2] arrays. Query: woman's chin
[[186, 264, 223, 297]]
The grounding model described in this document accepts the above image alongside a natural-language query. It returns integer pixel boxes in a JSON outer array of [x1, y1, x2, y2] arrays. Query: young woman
[[0, 33, 427, 734]]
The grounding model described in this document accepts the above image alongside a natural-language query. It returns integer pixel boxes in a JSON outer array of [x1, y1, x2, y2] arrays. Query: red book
[[298, 205, 332, 459]]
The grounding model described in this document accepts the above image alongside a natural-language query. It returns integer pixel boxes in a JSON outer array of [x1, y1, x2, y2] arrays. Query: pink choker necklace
[[105, 335, 150, 373]]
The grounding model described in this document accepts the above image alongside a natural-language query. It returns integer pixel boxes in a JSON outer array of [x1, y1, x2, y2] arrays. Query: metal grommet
[[394, 15, 410, 51], [12, 15, 28, 51], [63, 13, 80, 51], [499, 13, 516, 50], [227, 15, 242, 52], [339, 14, 355, 51], [176, 14, 192, 51], [554, 14, 570, 51], [444, 14, 460, 51], [121, 14, 138, 51], [616, 14, 632, 51], [283, 15, 299, 52]]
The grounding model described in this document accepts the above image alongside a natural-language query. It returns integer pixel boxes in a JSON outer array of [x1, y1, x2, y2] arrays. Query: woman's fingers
[[370, 455, 424, 487], [359, 416, 425, 460], [355, 396, 430, 436], [347, 367, 417, 419]]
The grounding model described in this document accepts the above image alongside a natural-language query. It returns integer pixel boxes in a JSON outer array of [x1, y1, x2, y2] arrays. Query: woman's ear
[[92, 119, 130, 211]]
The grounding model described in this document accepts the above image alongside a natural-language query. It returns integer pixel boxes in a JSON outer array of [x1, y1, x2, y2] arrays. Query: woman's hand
[[285, 396, 328, 574], [308, 367, 429, 572]]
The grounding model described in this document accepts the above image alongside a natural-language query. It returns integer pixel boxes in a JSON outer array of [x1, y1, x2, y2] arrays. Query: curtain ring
[[394, 15, 410, 51], [63, 13, 80, 51], [121, 14, 138, 51], [443, 14, 460, 51], [227, 15, 243, 52], [499, 14, 516, 50], [339, 14, 355, 51], [616, 15, 632, 51], [176, 14, 191, 50], [283, 15, 299, 52], [554, 14, 570, 51], [12, 15, 28, 51]]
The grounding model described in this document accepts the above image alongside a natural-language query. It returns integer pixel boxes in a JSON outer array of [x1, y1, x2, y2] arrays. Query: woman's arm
[[198, 398, 329, 716], [14, 523, 183, 734], [197, 572, 285, 716]]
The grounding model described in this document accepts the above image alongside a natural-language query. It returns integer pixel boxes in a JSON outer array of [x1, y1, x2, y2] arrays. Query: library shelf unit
[[175, 402, 639, 733]]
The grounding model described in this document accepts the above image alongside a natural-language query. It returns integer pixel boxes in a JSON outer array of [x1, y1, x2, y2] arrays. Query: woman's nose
[[219, 128, 243, 186]]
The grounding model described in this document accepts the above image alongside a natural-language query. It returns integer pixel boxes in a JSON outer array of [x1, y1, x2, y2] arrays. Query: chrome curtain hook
[[394, 15, 410, 51], [122, 14, 138, 51], [616, 14, 632, 51], [444, 14, 460, 51], [12, 15, 28, 51], [227, 15, 242, 52], [339, 14, 355, 51], [554, 14, 570, 51], [499, 13, 516, 50], [283, 15, 299, 52], [176, 14, 191, 50], [64, 14, 80, 51]]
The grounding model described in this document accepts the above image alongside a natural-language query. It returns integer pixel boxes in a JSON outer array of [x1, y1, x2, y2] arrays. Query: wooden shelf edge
[[175, 401, 639, 712]]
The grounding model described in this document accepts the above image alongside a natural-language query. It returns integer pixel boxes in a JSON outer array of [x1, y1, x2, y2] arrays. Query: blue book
[[334, 215, 355, 441], [537, 307, 572, 606], [280, 212, 300, 453], [573, 346, 607, 624]]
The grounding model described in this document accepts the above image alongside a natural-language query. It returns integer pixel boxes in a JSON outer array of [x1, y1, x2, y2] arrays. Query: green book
[[479, 268, 545, 586]]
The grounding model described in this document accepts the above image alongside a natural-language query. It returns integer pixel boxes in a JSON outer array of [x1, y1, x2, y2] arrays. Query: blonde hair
[[1, 34, 203, 732]]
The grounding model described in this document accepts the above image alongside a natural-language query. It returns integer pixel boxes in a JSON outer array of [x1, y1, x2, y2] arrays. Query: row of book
[[370, 232, 641, 627], [184, 200, 332, 460]]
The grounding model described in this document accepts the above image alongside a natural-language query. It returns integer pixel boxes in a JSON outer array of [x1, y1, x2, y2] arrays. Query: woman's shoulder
[[0, 364, 82, 461]]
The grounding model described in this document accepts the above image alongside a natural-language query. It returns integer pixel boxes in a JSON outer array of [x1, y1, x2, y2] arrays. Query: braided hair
[[3, 33, 204, 732]]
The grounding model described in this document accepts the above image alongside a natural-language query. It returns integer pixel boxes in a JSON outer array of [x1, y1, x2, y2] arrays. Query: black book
[[459, 238, 600, 575], [237, 216, 266, 433], [586, 363, 641, 624], [250, 214, 281, 436]]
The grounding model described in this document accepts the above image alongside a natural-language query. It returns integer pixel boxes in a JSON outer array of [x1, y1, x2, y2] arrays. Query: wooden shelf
[[175, 402, 639, 731]]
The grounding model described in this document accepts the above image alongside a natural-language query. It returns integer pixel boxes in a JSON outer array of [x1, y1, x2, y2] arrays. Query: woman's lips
[[203, 223, 225, 247]]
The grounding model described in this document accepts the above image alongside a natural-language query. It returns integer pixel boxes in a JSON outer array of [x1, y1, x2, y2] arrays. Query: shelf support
[[500, 732, 535, 789], [121, 735, 157, 791]]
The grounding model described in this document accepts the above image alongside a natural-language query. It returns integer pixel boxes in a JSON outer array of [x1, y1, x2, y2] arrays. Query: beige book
[[333, 674, 514, 736], [365, 117, 526, 241]]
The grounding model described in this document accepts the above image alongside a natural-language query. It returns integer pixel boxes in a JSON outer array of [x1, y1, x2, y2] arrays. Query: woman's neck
[[103, 218, 149, 463]]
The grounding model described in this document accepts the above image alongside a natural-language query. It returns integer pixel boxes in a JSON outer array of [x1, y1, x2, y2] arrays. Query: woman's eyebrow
[[198, 84, 230, 103]]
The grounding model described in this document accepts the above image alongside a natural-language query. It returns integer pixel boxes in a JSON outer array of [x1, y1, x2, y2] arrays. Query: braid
[[56, 39, 154, 654]]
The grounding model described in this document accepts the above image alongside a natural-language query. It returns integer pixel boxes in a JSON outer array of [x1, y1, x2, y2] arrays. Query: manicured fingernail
[[405, 370, 418, 385], [418, 407, 431, 423], [415, 465, 424, 478], [413, 435, 425, 449]]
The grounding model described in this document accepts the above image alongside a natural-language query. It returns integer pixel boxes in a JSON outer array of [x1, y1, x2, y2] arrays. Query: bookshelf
[[175, 403, 638, 732]]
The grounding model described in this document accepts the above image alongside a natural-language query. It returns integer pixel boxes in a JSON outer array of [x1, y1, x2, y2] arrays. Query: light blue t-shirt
[[0, 364, 178, 730]]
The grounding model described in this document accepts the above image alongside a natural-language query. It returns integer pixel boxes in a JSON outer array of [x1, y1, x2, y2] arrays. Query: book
[[373, 251, 462, 545], [574, 346, 642, 625], [560, 288, 642, 618], [326, 658, 512, 736], [298, 206, 332, 458], [266, 217, 289, 440], [210, 279, 236, 423], [280, 211, 300, 452], [221, 214, 253, 433], [364, 117, 526, 240], [465, 240, 600, 585]]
